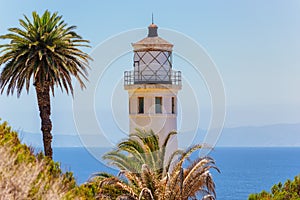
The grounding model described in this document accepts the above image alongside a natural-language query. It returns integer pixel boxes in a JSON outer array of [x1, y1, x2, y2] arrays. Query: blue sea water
[[53, 147, 300, 200]]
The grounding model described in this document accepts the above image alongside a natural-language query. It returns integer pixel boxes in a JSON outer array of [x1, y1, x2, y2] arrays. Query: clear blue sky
[[0, 0, 299, 136]]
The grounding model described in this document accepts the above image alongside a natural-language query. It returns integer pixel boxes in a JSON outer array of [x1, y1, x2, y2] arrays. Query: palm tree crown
[[0, 10, 91, 158], [0, 10, 90, 95], [90, 129, 219, 200]]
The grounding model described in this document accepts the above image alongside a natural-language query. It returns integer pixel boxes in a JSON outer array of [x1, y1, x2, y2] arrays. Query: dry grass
[[0, 120, 80, 200], [0, 145, 72, 200]]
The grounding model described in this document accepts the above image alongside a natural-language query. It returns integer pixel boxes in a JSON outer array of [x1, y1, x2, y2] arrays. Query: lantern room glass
[[133, 50, 172, 84]]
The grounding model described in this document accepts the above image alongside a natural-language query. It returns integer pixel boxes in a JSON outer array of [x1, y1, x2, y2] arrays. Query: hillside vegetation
[[0, 120, 98, 199]]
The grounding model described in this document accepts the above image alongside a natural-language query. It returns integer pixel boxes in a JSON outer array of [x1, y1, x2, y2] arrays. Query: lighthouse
[[124, 22, 182, 155]]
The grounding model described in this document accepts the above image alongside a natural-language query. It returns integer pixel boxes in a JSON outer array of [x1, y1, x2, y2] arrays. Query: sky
[[0, 0, 299, 141]]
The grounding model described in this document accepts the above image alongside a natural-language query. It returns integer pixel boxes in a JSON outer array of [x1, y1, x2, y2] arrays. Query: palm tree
[[89, 129, 219, 200], [0, 10, 91, 158]]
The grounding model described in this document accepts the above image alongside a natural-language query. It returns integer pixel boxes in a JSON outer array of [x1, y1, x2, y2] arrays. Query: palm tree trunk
[[35, 82, 53, 159]]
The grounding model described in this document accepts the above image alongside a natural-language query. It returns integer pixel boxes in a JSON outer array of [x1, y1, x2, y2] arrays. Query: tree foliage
[[248, 175, 300, 200]]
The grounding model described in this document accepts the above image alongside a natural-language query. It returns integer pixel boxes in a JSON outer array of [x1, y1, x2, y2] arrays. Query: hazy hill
[[18, 132, 83, 147], [216, 123, 300, 147], [19, 123, 300, 147]]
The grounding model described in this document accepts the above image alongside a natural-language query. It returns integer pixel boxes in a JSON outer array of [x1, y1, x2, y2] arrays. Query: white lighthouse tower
[[124, 22, 182, 155]]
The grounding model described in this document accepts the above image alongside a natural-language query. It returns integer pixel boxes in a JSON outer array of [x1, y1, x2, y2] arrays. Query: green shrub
[[248, 175, 300, 200], [0, 119, 99, 199]]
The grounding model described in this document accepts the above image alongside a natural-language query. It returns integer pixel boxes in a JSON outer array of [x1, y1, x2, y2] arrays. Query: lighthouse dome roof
[[132, 23, 173, 52]]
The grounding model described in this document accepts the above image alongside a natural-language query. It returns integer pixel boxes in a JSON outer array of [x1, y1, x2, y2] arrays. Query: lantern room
[[124, 23, 181, 85]]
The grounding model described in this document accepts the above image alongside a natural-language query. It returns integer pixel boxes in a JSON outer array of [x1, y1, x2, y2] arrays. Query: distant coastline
[[19, 123, 300, 148]]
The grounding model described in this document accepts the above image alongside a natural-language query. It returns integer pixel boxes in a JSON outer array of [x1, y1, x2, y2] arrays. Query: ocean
[[53, 147, 300, 200]]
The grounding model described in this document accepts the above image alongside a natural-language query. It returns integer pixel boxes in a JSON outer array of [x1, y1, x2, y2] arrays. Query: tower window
[[138, 97, 144, 114], [172, 97, 175, 114], [129, 99, 131, 114], [155, 97, 162, 114]]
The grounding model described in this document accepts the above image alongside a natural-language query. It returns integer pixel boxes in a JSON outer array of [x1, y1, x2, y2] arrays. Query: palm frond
[[0, 10, 91, 97], [92, 130, 219, 200]]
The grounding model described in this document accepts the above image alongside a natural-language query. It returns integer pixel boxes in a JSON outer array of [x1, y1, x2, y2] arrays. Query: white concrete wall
[[125, 84, 181, 163]]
